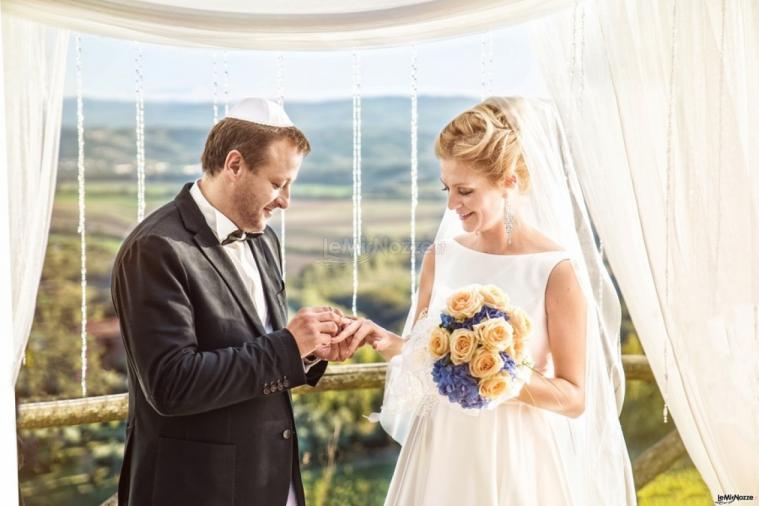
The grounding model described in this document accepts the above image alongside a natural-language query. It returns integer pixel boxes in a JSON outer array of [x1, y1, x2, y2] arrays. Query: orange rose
[[478, 285, 510, 311], [508, 307, 532, 360], [508, 307, 532, 340], [446, 288, 484, 321], [473, 318, 514, 352], [449, 329, 478, 365], [479, 373, 510, 400], [469, 348, 504, 379], [428, 327, 451, 359]]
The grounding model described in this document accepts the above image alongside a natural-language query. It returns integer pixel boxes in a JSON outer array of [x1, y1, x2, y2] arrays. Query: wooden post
[[632, 429, 687, 490]]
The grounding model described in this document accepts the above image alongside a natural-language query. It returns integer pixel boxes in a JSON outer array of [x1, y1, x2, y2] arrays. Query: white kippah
[[225, 97, 294, 127]]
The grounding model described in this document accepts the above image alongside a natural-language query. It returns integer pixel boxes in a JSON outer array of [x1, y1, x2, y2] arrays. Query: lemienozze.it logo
[[715, 493, 755, 504]]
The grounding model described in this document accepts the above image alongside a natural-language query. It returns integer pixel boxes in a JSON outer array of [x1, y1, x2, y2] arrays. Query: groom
[[111, 98, 356, 505]]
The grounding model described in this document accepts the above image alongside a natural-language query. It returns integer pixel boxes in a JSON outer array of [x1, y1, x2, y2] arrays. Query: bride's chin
[[459, 212, 479, 232]]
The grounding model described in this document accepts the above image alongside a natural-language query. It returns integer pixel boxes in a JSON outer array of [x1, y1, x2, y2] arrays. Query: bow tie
[[221, 229, 262, 245]]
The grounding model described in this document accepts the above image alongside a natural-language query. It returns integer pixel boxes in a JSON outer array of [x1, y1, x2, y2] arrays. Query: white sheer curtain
[[2, 12, 68, 384], [0, 13, 66, 501], [0, 7, 20, 504], [531, 0, 759, 496]]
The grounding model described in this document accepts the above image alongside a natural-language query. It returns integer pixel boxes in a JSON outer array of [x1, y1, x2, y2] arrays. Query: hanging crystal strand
[[577, 3, 586, 99], [276, 55, 285, 107], [575, 4, 600, 342], [479, 32, 494, 100], [479, 34, 487, 101], [662, 0, 679, 424], [75, 35, 88, 397], [715, 0, 727, 276], [276, 54, 287, 280], [568, 2, 578, 94], [135, 43, 146, 223], [569, 1, 586, 101], [223, 51, 230, 116], [357, 61, 363, 259], [409, 46, 419, 299], [351, 53, 359, 315], [351, 52, 363, 315], [212, 52, 220, 124], [486, 32, 494, 97]]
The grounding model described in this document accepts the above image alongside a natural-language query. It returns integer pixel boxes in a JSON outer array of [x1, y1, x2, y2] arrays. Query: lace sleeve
[[368, 313, 439, 444]]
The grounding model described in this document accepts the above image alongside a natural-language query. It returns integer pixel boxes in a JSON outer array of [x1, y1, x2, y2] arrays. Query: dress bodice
[[429, 238, 572, 376]]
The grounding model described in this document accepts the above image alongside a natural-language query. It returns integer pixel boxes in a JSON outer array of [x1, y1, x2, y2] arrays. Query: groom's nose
[[276, 186, 291, 209]]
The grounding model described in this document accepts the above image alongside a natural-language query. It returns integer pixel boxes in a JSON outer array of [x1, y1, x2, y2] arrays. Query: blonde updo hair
[[435, 97, 531, 193]]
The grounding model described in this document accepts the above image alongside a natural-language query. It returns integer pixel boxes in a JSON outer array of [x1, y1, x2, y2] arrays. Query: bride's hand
[[336, 318, 406, 360], [368, 331, 404, 355], [332, 316, 387, 354]]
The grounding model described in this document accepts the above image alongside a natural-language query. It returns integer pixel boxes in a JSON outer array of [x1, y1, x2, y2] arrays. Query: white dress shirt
[[189, 181, 300, 506]]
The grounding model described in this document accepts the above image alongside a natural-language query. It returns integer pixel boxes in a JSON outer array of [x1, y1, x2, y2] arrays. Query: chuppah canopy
[[2, 0, 574, 50], [1, 1, 758, 505]]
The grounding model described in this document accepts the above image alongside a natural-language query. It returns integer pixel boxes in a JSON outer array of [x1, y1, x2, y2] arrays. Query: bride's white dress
[[383, 237, 631, 505]]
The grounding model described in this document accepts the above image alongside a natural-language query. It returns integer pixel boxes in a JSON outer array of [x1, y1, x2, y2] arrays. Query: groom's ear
[[224, 149, 243, 177]]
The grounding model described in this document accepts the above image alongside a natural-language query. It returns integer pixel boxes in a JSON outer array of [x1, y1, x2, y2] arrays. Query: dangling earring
[[504, 196, 514, 245]]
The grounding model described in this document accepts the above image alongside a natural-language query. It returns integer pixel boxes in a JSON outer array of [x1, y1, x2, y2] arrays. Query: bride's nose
[[447, 193, 460, 211]]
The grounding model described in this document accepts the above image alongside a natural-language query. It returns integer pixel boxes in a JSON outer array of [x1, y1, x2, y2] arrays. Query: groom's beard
[[232, 188, 272, 233]]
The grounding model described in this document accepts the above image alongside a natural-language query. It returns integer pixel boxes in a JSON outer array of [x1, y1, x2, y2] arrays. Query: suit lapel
[[249, 238, 287, 330], [193, 230, 267, 336], [175, 183, 267, 336]]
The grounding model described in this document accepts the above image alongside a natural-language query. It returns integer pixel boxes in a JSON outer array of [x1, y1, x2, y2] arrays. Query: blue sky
[[64, 22, 549, 102]]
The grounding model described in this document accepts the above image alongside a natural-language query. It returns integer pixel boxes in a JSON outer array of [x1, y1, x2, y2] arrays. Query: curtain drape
[[0, 6, 21, 505], [531, 0, 759, 496], [2, 12, 68, 384], [2, 0, 574, 50]]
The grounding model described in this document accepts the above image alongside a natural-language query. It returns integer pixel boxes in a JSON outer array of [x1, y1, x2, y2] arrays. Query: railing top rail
[[18, 355, 652, 430]]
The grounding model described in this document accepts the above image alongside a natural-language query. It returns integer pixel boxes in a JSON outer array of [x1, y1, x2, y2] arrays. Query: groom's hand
[[311, 314, 352, 361], [286, 307, 343, 358]]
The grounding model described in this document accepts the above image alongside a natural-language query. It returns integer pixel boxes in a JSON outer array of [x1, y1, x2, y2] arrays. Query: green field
[[51, 181, 446, 276]]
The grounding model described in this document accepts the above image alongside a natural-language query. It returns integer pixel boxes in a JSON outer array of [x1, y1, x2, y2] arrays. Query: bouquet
[[428, 284, 534, 410]]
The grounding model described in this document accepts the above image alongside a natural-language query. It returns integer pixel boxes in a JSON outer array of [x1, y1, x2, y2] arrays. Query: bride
[[336, 97, 636, 505]]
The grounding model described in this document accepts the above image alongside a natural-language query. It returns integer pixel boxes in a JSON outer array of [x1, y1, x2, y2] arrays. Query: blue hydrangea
[[470, 305, 508, 326], [500, 352, 518, 379], [440, 305, 509, 332], [439, 313, 460, 331], [431, 356, 488, 409]]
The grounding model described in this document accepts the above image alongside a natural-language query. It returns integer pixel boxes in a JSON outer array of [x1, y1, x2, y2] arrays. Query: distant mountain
[[62, 96, 478, 130], [59, 96, 479, 195]]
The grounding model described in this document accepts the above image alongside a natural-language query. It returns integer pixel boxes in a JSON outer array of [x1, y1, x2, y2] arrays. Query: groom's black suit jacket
[[111, 183, 327, 505]]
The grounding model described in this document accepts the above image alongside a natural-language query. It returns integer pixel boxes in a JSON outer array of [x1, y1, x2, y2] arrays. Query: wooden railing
[[17, 363, 387, 430], [16, 355, 684, 501]]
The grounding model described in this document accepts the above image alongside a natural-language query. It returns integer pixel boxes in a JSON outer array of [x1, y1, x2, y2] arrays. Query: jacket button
[[282, 429, 292, 440]]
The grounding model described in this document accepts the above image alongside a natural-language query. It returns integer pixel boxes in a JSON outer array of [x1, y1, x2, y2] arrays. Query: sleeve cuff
[[268, 328, 308, 388], [303, 354, 323, 372]]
